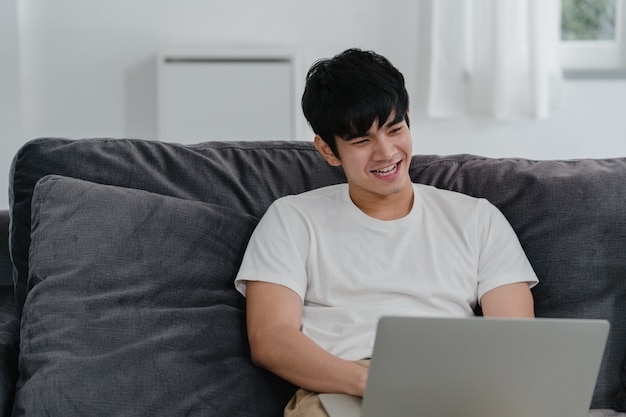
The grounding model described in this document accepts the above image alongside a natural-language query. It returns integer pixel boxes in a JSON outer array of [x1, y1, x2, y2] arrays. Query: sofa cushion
[[13, 175, 295, 417], [409, 155, 626, 409], [9, 138, 346, 309]]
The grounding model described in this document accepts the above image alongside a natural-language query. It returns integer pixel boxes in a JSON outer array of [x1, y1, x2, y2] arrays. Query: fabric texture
[[13, 175, 295, 417], [617, 352, 626, 411], [236, 183, 537, 360], [0, 287, 19, 417], [0, 211, 12, 287], [0, 210, 19, 417]]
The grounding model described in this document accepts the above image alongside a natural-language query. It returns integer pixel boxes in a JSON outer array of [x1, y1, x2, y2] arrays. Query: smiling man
[[234, 48, 538, 417]]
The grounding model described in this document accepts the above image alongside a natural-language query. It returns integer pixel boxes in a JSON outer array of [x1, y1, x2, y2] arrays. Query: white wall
[[1, 0, 21, 208], [17, 0, 403, 141], [412, 79, 626, 160], [2, 0, 626, 208]]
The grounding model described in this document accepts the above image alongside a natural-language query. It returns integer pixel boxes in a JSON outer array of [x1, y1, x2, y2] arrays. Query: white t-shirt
[[235, 183, 538, 360]]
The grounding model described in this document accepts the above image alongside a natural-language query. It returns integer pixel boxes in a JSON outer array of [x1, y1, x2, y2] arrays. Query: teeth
[[373, 163, 398, 176]]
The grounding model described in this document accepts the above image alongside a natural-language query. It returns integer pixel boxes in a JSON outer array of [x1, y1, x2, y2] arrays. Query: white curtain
[[425, 0, 562, 120]]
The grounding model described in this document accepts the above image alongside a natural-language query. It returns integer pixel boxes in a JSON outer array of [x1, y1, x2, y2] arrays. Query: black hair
[[301, 48, 410, 156]]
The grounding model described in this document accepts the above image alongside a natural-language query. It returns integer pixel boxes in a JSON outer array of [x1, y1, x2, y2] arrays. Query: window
[[562, 0, 618, 41], [560, 0, 626, 71]]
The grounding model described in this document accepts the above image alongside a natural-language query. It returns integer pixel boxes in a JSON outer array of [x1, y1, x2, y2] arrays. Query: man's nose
[[373, 136, 394, 160]]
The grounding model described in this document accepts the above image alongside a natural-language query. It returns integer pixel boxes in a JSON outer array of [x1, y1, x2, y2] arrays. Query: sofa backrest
[[10, 138, 346, 306], [9, 137, 626, 411], [407, 155, 626, 410]]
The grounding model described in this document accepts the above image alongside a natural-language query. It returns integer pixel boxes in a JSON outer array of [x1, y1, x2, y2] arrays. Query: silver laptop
[[320, 316, 609, 417]]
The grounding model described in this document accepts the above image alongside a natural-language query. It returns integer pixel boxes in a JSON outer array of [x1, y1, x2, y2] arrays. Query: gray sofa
[[0, 137, 625, 416]]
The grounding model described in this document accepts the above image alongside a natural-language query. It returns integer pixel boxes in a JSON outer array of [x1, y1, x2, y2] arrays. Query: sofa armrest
[[0, 210, 12, 287], [0, 287, 18, 417], [0, 210, 19, 417]]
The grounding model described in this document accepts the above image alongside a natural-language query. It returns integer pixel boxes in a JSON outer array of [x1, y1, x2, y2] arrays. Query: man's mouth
[[371, 162, 399, 177]]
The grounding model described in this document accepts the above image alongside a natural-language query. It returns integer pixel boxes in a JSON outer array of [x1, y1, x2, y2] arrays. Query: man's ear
[[314, 135, 341, 167]]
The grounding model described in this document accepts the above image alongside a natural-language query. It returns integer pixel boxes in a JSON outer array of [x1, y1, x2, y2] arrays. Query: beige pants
[[284, 360, 371, 417]]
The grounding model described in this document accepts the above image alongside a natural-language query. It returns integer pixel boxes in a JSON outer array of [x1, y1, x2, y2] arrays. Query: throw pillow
[[13, 175, 295, 417]]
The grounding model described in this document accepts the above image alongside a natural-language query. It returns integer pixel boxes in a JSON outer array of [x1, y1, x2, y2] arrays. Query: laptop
[[320, 316, 609, 417]]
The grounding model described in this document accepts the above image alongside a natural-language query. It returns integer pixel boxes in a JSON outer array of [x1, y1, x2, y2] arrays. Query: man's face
[[315, 114, 413, 211]]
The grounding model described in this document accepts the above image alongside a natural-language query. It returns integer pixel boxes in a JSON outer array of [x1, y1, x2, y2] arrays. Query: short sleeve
[[234, 198, 310, 300], [476, 199, 539, 300]]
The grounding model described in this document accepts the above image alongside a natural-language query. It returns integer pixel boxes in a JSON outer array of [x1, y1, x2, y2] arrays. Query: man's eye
[[353, 138, 369, 145]]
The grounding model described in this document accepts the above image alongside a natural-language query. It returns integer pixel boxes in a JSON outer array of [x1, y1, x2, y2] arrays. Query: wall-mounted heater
[[157, 46, 296, 143]]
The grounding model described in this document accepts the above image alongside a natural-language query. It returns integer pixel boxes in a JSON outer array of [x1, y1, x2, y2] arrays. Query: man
[[235, 48, 537, 417]]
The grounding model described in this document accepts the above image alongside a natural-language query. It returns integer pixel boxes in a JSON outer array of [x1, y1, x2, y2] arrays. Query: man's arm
[[245, 281, 368, 396], [480, 282, 535, 317]]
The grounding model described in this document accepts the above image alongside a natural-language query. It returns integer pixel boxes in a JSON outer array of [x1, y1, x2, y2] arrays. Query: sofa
[[0, 137, 625, 416]]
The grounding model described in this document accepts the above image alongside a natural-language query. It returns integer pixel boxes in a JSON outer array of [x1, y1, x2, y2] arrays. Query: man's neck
[[349, 184, 414, 221]]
